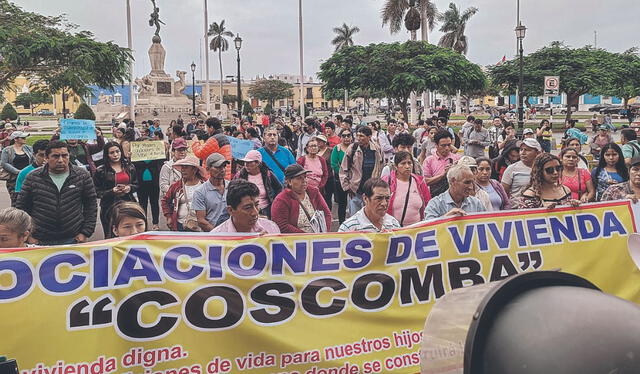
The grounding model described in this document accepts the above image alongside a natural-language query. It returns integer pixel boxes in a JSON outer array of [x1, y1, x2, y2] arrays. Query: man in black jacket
[[16, 140, 97, 245]]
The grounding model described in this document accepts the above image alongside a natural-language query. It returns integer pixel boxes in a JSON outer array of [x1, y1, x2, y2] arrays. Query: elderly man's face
[[450, 170, 476, 199]]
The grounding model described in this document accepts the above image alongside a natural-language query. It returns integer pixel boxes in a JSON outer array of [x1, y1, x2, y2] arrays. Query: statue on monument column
[[148, 0, 165, 37]]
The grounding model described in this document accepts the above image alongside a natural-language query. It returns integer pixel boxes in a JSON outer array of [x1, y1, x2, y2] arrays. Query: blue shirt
[[565, 128, 588, 144], [15, 164, 36, 193], [191, 180, 229, 227], [258, 145, 296, 184], [424, 190, 486, 220]]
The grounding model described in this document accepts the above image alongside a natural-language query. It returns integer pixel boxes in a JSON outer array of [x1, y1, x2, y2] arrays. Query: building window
[[306, 88, 313, 99], [279, 100, 285, 107], [224, 89, 229, 96]]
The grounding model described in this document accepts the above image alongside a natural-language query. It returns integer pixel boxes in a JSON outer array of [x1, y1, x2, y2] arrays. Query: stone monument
[[93, 0, 228, 123]]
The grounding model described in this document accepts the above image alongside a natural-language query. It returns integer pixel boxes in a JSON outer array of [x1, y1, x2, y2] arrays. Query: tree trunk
[[564, 93, 580, 124], [398, 97, 409, 123], [62, 88, 67, 118], [219, 48, 224, 110], [420, 9, 430, 111]]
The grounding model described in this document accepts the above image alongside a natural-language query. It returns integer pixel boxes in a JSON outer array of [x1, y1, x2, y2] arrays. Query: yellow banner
[[1, 201, 639, 374], [130, 140, 167, 162]]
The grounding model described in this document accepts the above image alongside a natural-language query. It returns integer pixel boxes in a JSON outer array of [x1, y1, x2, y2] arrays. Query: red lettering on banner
[[205, 357, 231, 373], [280, 350, 321, 369], [234, 352, 276, 370]]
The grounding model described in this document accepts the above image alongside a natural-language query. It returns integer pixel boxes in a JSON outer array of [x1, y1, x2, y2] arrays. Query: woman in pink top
[[383, 151, 431, 226], [233, 150, 282, 218], [560, 147, 595, 202], [297, 138, 328, 192]]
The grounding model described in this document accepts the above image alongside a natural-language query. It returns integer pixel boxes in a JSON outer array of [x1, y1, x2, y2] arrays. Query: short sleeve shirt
[[501, 161, 531, 198], [191, 180, 228, 226]]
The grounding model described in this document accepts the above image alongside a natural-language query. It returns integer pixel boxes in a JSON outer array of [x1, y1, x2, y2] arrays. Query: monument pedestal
[[94, 36, 228, 123]]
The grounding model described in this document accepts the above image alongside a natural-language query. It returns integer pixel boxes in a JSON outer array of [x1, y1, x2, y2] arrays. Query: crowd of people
[[0, 111, 638, 248]]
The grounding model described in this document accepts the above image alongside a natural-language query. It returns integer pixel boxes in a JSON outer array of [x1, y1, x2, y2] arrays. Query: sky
[[14, 0, 640, 83]]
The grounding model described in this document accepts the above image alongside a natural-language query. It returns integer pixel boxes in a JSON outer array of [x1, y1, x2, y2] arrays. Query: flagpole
[[204, 0, 211, 116], [298, 0, 305, 118], [126, 0, 135, 121]]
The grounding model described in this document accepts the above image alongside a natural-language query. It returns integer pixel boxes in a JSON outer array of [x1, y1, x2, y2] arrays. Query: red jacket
[[271, 186, 332, 233], [296, 155, 328, 191], [383, 171, 431, 220], [161, 177, 206, 230]]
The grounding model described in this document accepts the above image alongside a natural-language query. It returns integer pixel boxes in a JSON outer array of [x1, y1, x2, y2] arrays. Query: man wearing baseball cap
[[191, 153, 230, 231], [160, 137, 188, 197], [523, 128, 535, 139], [501, 138, 542, 198]]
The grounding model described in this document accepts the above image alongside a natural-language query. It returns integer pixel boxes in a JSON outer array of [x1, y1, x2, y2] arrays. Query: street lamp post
[[190, 62, 196, 116], [515, 22, 527, 138], [234, 34, 243, 118]]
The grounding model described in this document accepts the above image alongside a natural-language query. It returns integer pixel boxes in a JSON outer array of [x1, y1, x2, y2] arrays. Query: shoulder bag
[[264, 147, 287, 173], [297, 193, 327, 233], [183, 183, 202, 232], [398, 176, 412, 226]]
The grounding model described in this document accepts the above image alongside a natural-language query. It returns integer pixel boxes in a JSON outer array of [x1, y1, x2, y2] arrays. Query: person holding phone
[[93, 141, 138, 238]]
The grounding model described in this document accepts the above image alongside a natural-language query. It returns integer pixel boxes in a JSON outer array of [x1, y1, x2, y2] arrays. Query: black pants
[[334, 178, 348, 224], [323, 174, 335, 211], [100, 205, 114, 239], [138, 182, 160, 225], [6, 174, 17, 207]]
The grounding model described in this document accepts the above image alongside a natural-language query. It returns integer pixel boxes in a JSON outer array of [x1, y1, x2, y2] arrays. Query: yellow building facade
[[2, 76, 82, 116], [200, 79, 352, 112]]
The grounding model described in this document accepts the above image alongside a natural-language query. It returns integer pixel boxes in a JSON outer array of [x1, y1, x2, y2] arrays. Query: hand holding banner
[[60, 119, 96, 140]]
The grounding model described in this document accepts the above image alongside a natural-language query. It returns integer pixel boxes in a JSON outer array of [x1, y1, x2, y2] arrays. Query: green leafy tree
[[208, 20, 234, 108], [381, 0, 439, 41], [605, 48, 640, 108], [1, 103, 18, 120], [0, 1, 132, 117], [242, 100, 253, 116], [74, 102, 95, 120], [14, 90, 52, 114], [222, 94, 238, 106], [248, 79, 293, 107], [331, 23, 360, 51], [490, 42, 615, 121], [319, 41, 485, 121], [437, 3, 478, 55], [264, 103, 273, 115]]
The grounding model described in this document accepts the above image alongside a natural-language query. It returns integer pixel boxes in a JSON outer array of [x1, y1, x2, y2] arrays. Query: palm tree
[[207, 20, 234, 108], [331, 23, 360, 51], [331, 23, 360, 110], [437, 3, 478, 55], [382, 0, 439, 122], [381, 0, 438, 41], [438, 3, 478, 114]]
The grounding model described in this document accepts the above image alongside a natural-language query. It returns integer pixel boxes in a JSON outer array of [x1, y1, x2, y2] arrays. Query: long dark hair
[[526, 153, 561, 194], [103, 141, 127, 169], [594, 143, 629, 181]]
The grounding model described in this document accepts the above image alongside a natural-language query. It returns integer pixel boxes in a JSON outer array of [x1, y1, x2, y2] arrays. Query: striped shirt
[[338, 208, 401, 233]]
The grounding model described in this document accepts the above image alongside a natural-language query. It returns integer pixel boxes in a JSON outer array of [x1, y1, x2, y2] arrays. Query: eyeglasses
[[341, 134, 352, 138], [544, 165, 563, 174]]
